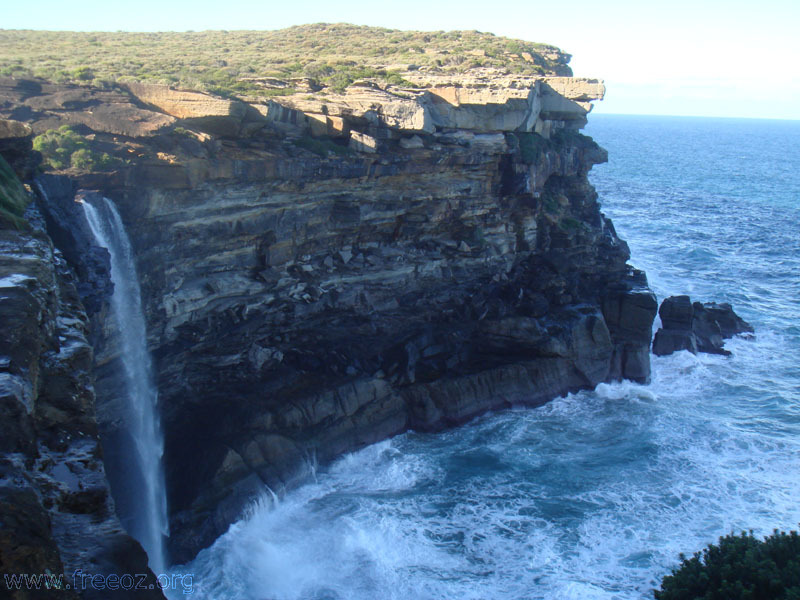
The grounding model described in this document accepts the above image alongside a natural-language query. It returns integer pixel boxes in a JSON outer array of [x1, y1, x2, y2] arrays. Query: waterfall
[[81, 197, 168, 573]]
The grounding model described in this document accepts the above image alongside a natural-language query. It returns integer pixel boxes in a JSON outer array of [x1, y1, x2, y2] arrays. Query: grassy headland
[[0, 23, 571, 98]]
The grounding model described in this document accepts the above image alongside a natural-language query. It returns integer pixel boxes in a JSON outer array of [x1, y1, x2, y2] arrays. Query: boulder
[[0, 118, 40, 177], [542, 77, 606, 102], [652, 296, 753, 356], [602, 273, 658, 383], [399, 134, 424, 149], [0, 118, 31, 139], [700, 301, 754, 338], [1, 81, 175, 138], [275, 75, 604, 136], [652, 329, 698, 356], [64, 102, 176, 137], [425, 84, 541, 132], [253, 100, 311, 137], [280, 84, 434, 133], [657, 294, 693, 329], [349, 130, 379, 153], [124, 82, 262, 137]]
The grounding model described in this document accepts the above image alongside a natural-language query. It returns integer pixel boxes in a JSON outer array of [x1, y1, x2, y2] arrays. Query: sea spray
[[82, 197, 168, 573]]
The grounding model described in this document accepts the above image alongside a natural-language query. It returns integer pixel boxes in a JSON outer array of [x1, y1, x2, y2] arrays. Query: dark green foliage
[[33, 126, 120, 171], [543, 194, 560, 214], [33, 125, 87, 169], [515, 132, 550, 164], [655, 529, 800, 600], [559, 217, 584, 232], [72, 65, 95, 81], [551, 128, 601, 152], [514, 129, 601, 165], [0, 155, 30, 230], [304, 64, 412, 92]]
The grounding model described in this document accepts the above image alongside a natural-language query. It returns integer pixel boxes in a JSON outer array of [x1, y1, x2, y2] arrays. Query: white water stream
[[82, 197, 168, 573]]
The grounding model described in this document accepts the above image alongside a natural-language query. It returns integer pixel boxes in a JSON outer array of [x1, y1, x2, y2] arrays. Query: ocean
[[170, 115, 800, 599]]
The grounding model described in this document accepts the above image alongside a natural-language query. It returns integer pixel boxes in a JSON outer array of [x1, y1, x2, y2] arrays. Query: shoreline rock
[[652, 295, 754, 357]]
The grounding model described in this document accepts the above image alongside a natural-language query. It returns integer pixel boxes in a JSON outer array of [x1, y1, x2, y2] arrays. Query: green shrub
[[559, 217, 584, 232], [0, 155, 30, 230], [655, 529, 800, 600], [72, 65, 95, 81], [516, 132, 549, 164], [33, 126, 120, 171], [33, 125, 88, 169]]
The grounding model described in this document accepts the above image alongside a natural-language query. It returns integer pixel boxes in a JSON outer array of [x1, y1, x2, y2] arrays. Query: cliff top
[[0, 24, 572, 98]]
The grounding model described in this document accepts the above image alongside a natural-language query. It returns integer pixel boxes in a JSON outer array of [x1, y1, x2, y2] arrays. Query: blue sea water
[[172, 115, 800, 600]]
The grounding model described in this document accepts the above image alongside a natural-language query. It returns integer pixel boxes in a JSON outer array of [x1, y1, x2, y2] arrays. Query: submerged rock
[[652, 295, 753, 356]]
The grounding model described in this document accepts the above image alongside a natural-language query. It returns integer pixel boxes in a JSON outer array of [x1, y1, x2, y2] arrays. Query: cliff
[[0, 150, 163, 597], [1, 50, 657, 569]]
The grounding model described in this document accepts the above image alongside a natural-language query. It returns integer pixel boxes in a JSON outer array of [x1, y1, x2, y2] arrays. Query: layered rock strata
[[5, 72, 656, 564]]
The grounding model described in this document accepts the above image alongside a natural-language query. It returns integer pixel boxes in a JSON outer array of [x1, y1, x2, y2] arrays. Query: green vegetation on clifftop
[[0, 24, 571, 98]]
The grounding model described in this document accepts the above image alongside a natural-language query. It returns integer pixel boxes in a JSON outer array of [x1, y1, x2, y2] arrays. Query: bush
[[655, 529, 800, 600], [516, 132, 549, 164], [33, 125, 88, 169], [73, 66, 95, 81], [0, 155, 30, 230], [33, 126, 119, 171]]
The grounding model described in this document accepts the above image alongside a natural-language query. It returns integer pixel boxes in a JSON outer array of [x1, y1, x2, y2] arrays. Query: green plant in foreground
[[0, 155, 30, 230], [655, 529, 800, 600]]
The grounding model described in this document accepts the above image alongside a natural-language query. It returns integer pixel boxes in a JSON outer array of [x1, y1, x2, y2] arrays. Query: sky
[[4, 0, 800, 120]]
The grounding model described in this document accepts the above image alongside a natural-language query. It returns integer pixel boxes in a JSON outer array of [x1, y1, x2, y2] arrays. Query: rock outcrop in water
[[2, 68, 658, 566], [652, 295, 753, 356]]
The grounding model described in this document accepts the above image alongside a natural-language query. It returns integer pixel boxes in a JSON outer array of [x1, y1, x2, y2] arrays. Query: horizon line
[[590, 112, 800, 123]]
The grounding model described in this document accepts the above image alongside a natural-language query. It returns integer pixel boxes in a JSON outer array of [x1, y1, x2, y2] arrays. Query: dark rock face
[[0, 202, 164, 597], [52, 129, 655, 563], [652, 295, 753, 357], [0, 117, 41, 178], [34, 175, 113, 314], [602, 269, 658, 382]]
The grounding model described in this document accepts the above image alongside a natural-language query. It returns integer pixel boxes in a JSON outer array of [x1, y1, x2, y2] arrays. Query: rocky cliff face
[[3, 71, 657, 565], [0, 146, 163, 598]]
